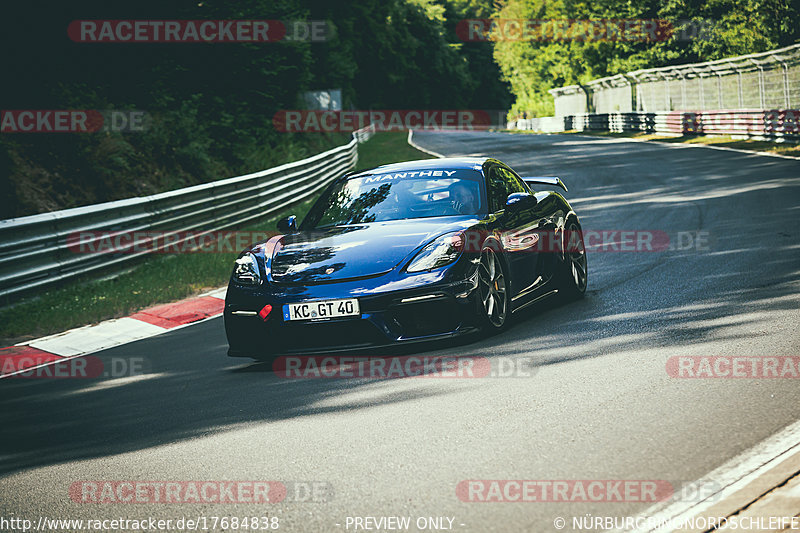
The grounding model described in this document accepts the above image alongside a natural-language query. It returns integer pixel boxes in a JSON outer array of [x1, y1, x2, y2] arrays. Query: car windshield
[[301, 169, 486, 229]]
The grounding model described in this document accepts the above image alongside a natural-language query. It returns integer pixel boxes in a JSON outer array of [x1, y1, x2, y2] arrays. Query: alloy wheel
[[477, 248, 507, 328]]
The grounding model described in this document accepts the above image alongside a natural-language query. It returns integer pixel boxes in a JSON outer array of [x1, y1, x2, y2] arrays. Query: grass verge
[[0, 131, 434, 346], [355, 131, 436, 170]]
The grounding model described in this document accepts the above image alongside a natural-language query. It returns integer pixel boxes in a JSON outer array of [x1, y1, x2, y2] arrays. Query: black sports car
[[224, 157, 587, 358]]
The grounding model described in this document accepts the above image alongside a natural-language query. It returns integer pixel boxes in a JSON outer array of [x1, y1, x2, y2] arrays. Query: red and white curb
[[0, 287, 226, 379]]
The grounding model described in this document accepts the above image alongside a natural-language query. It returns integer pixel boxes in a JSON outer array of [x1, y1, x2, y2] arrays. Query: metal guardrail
[[0, 125, 376, 300], [353, 122, 376, 143], [508, 109, 800, 140]]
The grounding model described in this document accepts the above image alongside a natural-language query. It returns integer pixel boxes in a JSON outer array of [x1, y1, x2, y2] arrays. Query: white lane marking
[[407, 130, 446, 158], [623, 419, 800, 532], [28, 317, 166, 357], [1, 313, 223, 379], [198, 286, 227, 299], [785, 478, 800, 497]]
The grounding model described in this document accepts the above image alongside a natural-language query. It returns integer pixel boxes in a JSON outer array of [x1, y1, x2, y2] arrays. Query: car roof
[[349, 157, 496, 178]]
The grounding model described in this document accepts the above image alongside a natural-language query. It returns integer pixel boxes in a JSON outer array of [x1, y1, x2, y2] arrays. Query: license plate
[[283, 298, 360, 321]]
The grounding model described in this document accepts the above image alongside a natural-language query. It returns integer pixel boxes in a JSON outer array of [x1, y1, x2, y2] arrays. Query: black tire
[[475, 245, 510, 333], [557, 219, 588, 300]]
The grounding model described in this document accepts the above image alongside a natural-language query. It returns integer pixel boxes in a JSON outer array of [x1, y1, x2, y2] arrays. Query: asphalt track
[[1, 131, 799, 532]]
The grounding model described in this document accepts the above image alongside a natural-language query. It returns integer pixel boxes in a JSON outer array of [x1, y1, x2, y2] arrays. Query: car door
[[486, 163, 543, 301]]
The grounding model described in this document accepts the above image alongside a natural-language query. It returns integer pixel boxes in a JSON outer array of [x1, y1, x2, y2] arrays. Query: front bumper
[[224, 271, 481, 357]]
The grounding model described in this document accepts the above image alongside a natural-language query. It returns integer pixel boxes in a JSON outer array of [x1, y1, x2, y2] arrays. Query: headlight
[[406, 232, 464, 273], [233, 253, 261, 285]]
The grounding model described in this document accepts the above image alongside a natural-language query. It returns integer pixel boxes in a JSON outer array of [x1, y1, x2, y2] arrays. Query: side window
[[487, 165, 527, 212], [499, 167, 527, 194], [486, 165, 508, 213]]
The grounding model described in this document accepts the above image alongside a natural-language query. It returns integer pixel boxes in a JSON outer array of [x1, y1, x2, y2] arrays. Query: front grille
[[280, 319, 387, 352], [388, 298, 460, 338]]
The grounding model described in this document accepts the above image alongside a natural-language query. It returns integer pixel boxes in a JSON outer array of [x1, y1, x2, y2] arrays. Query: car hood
[[269, 216, 478, 284]]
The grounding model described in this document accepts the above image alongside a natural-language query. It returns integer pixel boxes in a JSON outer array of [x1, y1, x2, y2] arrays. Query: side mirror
[[505, 192, 537, 211], [277, 215, 298, 233]]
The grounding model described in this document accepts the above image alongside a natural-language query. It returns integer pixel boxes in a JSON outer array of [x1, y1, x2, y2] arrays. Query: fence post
[[756, 63, 765, 109], [781, 62, 790, 108], [737, 70, 744, 108], [665, 73, 671, 110]]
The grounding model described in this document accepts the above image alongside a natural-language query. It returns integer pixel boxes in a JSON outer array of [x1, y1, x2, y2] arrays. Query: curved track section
[[1, 131, 798, 532]]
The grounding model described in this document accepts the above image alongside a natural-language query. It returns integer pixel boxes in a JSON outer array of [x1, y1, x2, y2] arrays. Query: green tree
[[491, 0, 800, 118]]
